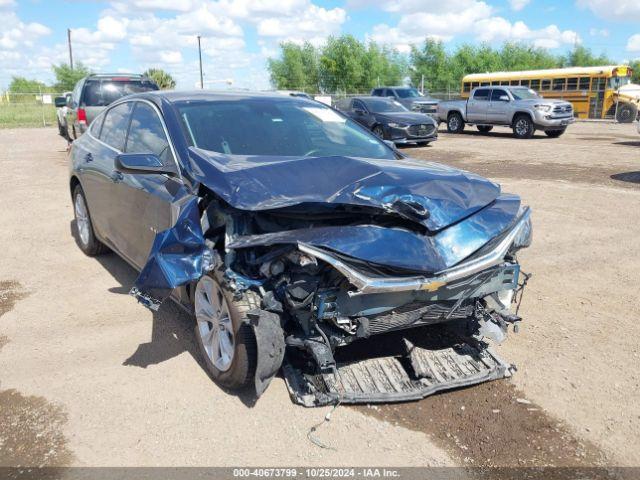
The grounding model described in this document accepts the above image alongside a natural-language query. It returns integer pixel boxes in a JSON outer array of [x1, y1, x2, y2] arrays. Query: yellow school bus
[[461, 65, 640, 122]]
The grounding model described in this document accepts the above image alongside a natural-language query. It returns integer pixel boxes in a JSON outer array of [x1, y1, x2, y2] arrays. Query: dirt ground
[[0, 122, 639, 468]]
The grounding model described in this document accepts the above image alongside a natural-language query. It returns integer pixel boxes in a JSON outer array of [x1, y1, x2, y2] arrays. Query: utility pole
[[67, 28, 73, 70], [197, 35, 204, 89], [421, 74, 424, 95]]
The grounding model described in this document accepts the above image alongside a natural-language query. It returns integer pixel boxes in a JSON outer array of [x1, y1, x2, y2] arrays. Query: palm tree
[[143, 68, 176, 90]]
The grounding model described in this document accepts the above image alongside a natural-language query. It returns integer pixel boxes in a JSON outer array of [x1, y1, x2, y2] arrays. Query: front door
[[109, 101, 183, 268], [487, 88, 511, 124]]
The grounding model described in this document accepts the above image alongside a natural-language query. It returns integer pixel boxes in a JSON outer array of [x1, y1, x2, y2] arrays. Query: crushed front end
[[130, 152, 532, 406]]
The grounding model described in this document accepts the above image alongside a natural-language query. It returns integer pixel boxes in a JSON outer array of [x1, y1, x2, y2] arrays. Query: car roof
[[352, 96, 394, 101], [125, 90, 321, 104]]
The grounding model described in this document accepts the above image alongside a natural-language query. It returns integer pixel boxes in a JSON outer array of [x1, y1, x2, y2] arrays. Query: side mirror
[[54, 96, 67, 108], [499, 95, 510, 102], [115, 153, 178, 176]]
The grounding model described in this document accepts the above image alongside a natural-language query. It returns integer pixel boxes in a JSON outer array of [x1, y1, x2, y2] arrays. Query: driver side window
[[125, 102, 174, 166]]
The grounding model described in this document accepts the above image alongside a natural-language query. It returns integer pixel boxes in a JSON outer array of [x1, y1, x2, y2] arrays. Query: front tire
[[545, 129, 565, 138], [512, 114, 535, 139], [616, 103, 638, 123], [477, 125, 493, 133], [447, 112, 465, 133], [194, 272, 259, 390], [72, 185, 109, 256], [372, 125, 385, 139]]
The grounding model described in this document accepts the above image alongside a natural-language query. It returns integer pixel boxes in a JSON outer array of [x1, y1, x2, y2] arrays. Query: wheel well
[[69, 176, 80, 199], [512, 112, 532, 125], [448, 111, 462, 119]]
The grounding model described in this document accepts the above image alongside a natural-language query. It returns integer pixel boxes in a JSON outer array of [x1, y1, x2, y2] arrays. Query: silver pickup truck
[[438, 86, 574, 138]]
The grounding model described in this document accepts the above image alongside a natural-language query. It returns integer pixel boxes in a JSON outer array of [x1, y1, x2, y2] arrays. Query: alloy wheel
[[195, 276, 235, 372], [74, 193, 90, 247]]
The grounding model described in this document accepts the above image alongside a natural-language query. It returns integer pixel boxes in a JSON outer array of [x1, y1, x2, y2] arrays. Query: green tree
[[562, 45, 613, 67], [319, 35, 368, 92], [268, 42, 319, 92], [629, 60, 640, 83], [8, 76, 48, 93], [143, 68, 176, 89], [52, 63, 91, 91], [410, 39, 455, 91]]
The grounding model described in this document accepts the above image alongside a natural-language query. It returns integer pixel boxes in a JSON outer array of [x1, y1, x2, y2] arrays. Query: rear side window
[[83, 79, 158, 107], [491, 89, 508, 101], [473, 89, 490, 101], [89, 113, 105, 138], [100, 102, 134, 151], [371, 89, 383, 96], [126, 102, 173, 166]]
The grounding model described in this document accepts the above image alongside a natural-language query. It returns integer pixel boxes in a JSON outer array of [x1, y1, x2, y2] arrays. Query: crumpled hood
[[187, 148, 500, 232]]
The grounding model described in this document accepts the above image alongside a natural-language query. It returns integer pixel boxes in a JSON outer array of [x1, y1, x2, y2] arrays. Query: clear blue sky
[[1, 0, 639, 90]]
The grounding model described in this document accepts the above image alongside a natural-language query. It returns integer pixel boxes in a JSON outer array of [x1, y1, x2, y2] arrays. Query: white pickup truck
[[438, 86, 574, 139]]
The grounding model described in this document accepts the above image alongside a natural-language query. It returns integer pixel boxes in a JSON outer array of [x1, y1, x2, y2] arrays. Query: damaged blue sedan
[[69, 91, 532, 406]]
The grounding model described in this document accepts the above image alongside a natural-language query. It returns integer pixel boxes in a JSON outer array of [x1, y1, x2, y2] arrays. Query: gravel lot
[[0, 122, 638, 468]]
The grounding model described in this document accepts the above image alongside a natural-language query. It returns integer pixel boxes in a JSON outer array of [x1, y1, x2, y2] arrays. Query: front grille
[[368, 302, 474, 335], [408, 124, 435, 137], [413, 104, 437, 114], [552, 104, 573, 115]]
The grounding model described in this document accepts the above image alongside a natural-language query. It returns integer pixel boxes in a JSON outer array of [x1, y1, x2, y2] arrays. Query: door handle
[[111, 171, 124, 183], [84, 152, 93, 162]]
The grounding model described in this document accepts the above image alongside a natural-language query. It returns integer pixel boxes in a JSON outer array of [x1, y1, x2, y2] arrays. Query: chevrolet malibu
[[69, 91, 532, 406]]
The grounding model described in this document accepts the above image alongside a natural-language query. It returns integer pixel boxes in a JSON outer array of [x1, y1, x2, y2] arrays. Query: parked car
[[65, 73, 158, 141], [69, 91, 531, 405], [54, 91, 72, 139], [336, 96, 438, 146], [438, 86, 574, 139], [371, 86, 439, 118]]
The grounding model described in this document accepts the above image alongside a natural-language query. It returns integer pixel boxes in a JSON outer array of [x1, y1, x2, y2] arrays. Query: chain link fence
[[0, 91, 65, 128]]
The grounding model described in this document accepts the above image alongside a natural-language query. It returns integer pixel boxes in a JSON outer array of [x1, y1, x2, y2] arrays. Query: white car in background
[[55, 91, 72, 140]]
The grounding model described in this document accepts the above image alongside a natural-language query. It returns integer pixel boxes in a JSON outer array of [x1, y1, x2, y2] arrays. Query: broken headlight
[[511, 207, 532, 252]]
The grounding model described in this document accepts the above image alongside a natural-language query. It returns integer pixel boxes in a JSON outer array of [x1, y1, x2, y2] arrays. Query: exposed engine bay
[[129, 150, 532, 406]]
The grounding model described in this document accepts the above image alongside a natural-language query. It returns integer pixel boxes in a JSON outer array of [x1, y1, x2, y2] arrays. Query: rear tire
[[194, 271, 259, 390], [615, 103, 638, 123], [477, 125, 493, 133], [447, 112, 465, 133], [512, 114, 535, 139], [72, 185, 109, 256], [545, 129, 565, 138]]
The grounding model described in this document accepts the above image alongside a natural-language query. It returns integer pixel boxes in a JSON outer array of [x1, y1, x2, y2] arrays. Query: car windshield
[[362, 98, 408, 113], [510, 88, 541, 100], [83, 80, 158, 107], [395, 88, 422, 98], [176, 98, 396, 160]]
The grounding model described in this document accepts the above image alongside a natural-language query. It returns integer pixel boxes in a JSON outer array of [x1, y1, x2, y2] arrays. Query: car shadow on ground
[[610, 171, 640, 184], [442, 129, 548, 139], [613, 141, 640, 147], [69, 220, 259, 407]]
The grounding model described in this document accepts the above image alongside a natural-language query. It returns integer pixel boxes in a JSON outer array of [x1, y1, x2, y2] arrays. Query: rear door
[[110, 101, 182, 268], [467, 88, 490, 123], [487, 88, 510, 124], [89, 101, 135, 256]]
